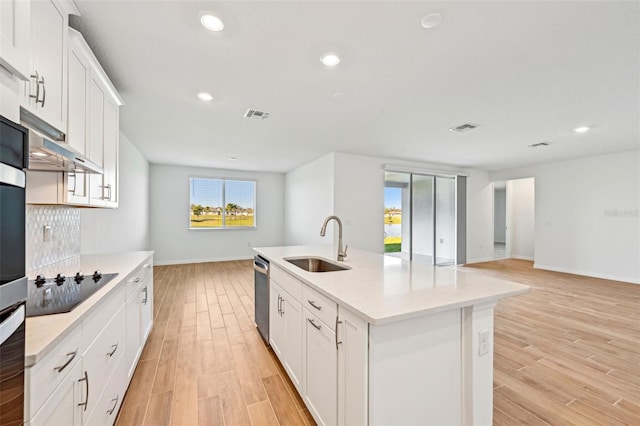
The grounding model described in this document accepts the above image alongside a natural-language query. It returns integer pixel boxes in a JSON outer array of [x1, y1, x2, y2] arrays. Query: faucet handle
[[342, 245, 348, 258]]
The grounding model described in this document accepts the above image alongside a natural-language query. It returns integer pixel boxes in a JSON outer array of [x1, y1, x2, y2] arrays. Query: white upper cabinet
[[23, 0, 73, 133], [0, 0, 31, 80]]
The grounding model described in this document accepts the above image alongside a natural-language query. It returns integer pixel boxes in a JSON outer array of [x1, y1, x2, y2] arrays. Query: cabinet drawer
[[125, 259, 151, 298], [83, 305, 126, 417], [303, 285, 338, 330], [85, 343, 127, 426], [271, 265, 302, 303], [82, 282, 125, 346], [25, 323, 84, 419]]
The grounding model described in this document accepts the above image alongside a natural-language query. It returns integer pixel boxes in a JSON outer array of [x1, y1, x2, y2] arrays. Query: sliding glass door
[[384, 171, 458, 265]]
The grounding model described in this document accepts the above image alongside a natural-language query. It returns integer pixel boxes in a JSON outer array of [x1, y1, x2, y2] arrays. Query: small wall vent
[[528, 142, 551, 148], [244, 109, 270, 120], [449, 123, 478, 133]]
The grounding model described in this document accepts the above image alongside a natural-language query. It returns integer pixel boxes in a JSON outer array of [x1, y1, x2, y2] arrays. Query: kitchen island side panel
[[368, 308, 462, 426]]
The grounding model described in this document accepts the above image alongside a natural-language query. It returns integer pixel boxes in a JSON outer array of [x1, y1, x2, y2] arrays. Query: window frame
[[189, 176, 257, 230]]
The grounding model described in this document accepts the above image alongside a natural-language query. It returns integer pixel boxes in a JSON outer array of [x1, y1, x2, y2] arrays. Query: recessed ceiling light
[[200, 13, 224, 32], [320, 53, 341, 67], [197, 92, 213, 102], [32, 151, 48, 157], [421, 13, 442, 29], [574, 126, 590, 133]]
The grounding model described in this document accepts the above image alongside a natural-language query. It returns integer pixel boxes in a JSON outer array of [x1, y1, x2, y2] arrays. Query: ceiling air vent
[[448, 123, 478, 133], [244, 109, 270, 120], [528, 142, 551, 148]]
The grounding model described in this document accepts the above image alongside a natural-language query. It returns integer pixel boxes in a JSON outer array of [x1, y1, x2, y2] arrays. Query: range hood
[[21, 108, 103, 174]]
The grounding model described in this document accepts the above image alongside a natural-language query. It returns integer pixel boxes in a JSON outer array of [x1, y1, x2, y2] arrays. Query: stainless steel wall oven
[[0, 115, 28, 426]]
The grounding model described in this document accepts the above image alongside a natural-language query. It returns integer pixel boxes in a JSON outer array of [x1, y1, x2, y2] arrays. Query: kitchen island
[[255, 245, 529, 426]]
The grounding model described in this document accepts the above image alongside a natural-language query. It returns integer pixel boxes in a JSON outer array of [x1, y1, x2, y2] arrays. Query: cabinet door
[[337, 307, 368, 426], [102, 98, 118, 207], [28, 360, 83, 426], [0, 0, 30, 79], [88, 78, 105, 206], [67, 47, 88, 154], [29, 0, 66, 131], [269, 282, 285, 359], [125, 289, 141, 378], [282, 294, 303, 393], [303, 309, 337, 426]]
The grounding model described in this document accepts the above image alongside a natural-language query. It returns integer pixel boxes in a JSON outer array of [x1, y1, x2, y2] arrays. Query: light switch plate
[[43, 224, 52, 242]]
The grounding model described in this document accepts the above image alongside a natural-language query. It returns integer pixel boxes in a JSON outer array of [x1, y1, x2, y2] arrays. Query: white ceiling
[[71, 1, 640, 173]]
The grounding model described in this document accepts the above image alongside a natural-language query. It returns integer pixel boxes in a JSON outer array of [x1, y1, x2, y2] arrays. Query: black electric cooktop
[[26, 272, 118, 318]]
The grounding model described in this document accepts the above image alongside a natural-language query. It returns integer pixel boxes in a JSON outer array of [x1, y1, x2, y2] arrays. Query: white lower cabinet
[[25, 255, 154, 426], [269, 266, 368, 426], [28, 360, 84, 426], [302, 309, 337, 426], [269, 280, 303, 392]]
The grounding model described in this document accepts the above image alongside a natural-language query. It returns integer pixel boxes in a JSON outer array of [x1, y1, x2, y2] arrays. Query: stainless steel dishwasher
[[253, 255, 270, 344]]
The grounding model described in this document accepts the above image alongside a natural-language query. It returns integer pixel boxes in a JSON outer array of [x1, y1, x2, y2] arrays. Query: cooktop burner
[[26, 271, 118, 318]]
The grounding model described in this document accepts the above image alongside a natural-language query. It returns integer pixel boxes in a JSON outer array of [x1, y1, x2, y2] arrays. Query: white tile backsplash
[[26, 205, 81, 274]]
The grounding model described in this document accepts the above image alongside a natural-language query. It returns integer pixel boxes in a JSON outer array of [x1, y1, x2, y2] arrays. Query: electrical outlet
[[439, 238, 444, 244], [43, 225, 52, 242], [478, 330, 490, 356]]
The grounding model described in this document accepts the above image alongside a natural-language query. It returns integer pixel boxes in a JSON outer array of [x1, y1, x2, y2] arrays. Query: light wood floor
[[463, 259, 640, 425], [116, 258, 640, 426], [115, 261, 316, 426]]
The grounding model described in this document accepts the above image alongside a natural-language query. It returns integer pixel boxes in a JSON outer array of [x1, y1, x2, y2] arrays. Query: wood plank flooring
[[116, 258, 640, 425], [463, 259, 640, 425], [115, 261, 314, 426]]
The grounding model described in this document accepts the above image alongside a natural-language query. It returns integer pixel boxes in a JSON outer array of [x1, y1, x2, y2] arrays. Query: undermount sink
[[284, 256, 352, 273]]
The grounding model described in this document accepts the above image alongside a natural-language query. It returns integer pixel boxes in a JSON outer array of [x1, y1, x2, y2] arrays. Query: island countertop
[[25, 251, 154, 367], [255, 245, 529, 325]]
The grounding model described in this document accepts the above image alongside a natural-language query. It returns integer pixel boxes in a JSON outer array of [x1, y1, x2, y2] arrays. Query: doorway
[[384, 171, 459, 265], [492, 178, 535, 261]]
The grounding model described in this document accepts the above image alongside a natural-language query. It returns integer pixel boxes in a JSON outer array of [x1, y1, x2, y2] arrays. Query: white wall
[[507, 178, 535, 260], [492, 150, 640, 284], [493, 188, 506, 243], [285, 152, 495, 262], [81, 132, 150, 253], [284, 153, 335, 246], [151, 164, 285, 265]]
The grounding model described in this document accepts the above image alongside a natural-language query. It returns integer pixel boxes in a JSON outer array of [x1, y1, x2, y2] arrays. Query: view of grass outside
[[190, 178, 256, 228]]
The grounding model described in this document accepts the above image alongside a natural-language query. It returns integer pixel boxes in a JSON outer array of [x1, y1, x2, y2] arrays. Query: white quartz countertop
[[255, 246, 529, 325], [25, 251, 154, 367]]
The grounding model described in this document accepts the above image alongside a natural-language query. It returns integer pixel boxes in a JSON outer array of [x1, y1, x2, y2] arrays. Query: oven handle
[[0, 304, 25, 346], [0, 163, 26, 188]]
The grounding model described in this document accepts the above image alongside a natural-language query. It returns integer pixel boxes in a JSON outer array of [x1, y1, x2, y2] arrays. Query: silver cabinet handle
[[130, 277, 141, 284], [105, 184, 112, 201], [39, 75, 46, 106], [29, 71, 40, 103], [68, 172, 77, 195], [107, 342, 118, 357], [142, 286, 148, 304], [54, 349, 78, 373], [308, 318, 321, 331], [308, 300, 322, 310], [143, 263, 152, 269], [107, 395, 119, 415], [335, 317, 343, 350], [280, 296, 285, 316], [78, 370, 89, 411]]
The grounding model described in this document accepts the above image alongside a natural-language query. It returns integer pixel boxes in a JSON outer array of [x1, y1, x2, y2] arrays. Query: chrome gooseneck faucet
[[320, 215, 348, 261]]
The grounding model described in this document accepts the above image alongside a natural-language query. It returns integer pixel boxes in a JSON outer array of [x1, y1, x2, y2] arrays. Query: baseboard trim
[[155, 255, 254, 266], [533, 263, 639, 285]]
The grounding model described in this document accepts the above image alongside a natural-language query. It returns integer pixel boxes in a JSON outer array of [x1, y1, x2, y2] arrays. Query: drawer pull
[[107, 395, 119, 415], [308, 300, 322, 310], [142, 286, 148, 304], [130, 277, 141, 284], [78, 370, 89, 411], [336, 317, 343, 350], [143, 263, 152, 269], [107, 342, 118, 357], [308, 318, 321, 331], [54, 349, 78, 373]]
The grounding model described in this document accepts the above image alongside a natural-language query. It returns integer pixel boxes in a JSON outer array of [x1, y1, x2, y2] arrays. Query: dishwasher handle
[[253, 257, 269, 275]]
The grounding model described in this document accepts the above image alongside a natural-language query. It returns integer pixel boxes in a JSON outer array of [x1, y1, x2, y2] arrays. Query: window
[[189, 178, 256, 229]]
